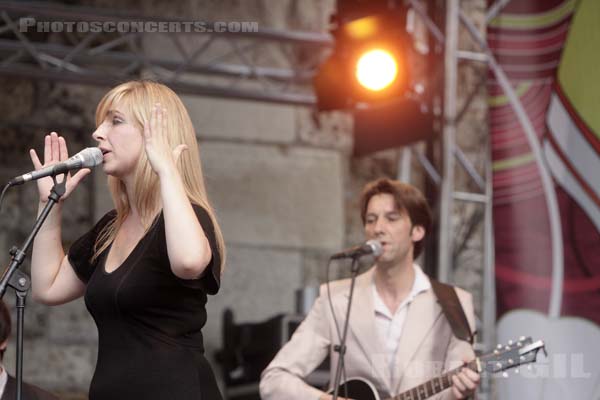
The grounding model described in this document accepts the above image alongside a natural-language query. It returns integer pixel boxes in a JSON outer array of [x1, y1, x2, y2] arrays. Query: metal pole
[[398, 147, 412, 183], [480, 132, 496, 400], [438, 0, 459, 283]]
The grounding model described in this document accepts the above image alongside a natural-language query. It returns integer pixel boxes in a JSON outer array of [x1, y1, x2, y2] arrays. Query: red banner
[[488, 0, 600, 397]]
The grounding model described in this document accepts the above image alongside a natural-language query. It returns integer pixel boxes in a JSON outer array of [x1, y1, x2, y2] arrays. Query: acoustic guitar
[[329, 336, 546, 400]]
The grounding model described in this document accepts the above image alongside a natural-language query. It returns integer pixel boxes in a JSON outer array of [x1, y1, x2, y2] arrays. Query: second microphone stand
[[331, 256, 361, 400]]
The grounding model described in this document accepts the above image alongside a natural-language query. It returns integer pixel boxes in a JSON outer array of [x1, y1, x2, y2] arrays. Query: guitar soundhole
[[336, 379, 378, 400]]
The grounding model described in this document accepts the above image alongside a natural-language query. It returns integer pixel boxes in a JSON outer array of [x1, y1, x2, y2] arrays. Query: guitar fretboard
[[389, 359, 477, 400]]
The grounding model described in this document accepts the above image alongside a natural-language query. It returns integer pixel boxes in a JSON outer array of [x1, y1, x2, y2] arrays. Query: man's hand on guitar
[[450, 361, 480, 399]]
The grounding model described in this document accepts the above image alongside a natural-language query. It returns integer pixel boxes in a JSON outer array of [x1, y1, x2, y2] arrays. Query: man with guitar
[[260, 178, 480, 400]]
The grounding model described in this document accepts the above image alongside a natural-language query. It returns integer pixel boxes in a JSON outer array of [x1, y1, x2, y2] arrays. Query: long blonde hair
[[92, 80, 226, 272]]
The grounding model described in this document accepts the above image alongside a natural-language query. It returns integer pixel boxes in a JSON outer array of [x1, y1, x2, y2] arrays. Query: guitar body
[[329, 378, 380, 400]]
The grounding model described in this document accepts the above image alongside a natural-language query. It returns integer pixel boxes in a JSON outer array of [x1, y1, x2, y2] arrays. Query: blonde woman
[[29, 81, 225, 400]]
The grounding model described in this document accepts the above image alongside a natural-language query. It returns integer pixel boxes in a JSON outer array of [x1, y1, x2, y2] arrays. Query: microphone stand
[[331, 256, 360, 400], [0, 176, 66, 400]]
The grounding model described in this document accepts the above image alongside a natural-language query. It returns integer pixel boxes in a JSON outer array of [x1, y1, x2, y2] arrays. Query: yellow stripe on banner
[[489, 0, 576, 30], [488, 82, 532, 107], [558, 0, 600, 140], [492, 153, 535, 171]]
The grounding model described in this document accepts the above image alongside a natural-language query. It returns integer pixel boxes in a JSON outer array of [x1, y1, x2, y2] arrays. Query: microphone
[[9, 147, 103, 186], [330, 239, 383, 260]]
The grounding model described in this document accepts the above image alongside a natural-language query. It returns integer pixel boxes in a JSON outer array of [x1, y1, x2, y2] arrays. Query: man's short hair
[[0, 301, 11, 360], [360, 178, 432, 259]]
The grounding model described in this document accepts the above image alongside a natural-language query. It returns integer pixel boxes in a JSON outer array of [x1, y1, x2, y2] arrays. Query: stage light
[[355, 49, 399, 91], [313, 1, 437, 156], [313, 4, 412, 111]]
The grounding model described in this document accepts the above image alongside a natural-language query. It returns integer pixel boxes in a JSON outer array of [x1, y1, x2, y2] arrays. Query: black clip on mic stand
[[331, 256, 361, 400], [0, 175, 67, 400]]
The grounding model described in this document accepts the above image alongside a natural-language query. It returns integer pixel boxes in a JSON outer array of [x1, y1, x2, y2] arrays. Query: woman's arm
[[31, 206, 85, 305], [30, 133, 89, 304], [159, 166, 212, 279], [143, 104, 212, 280]]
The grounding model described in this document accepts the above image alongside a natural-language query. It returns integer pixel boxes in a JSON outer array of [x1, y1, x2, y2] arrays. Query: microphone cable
[[0, 183, 10, 214]]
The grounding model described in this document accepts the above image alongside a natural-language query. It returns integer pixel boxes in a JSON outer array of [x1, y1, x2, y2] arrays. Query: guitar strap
[[430, 279, 474, 344]]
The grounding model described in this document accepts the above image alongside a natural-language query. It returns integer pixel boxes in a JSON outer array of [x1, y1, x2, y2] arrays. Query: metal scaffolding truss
[[0, 1, 331, 105]]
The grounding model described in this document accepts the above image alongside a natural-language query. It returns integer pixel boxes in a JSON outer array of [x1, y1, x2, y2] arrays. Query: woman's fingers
[[150, 104, 158, 137], [58, 135, 69, 162], [144, 104, 163, 143], [155, 104, 161, 131], [30, 149, 42, 170], [173, 144, 188, 161], [43, 134, 51, 164], [159, 105, 166, 133], [50, 132, 60, 161], [40, 132, 72, 165], [42, 132, 64, 164]]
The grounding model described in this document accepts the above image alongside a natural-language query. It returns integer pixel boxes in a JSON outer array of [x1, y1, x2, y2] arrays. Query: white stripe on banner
[[545, 92, 600, 232], [546, 93, 600, 199]]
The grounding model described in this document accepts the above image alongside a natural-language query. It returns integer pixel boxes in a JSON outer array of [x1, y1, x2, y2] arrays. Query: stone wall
[[0, 0, 487, 398]]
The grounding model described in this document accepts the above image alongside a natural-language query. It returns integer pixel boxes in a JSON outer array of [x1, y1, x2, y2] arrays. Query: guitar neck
[[389, 359, 478, 400]]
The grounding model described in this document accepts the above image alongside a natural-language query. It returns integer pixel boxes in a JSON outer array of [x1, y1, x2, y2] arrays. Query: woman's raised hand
[[142, 103, 188, 177], [29, 132, 91, 203]]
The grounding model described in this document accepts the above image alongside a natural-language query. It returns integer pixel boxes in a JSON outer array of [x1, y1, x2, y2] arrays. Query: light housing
[[313, 11, 410, 110]]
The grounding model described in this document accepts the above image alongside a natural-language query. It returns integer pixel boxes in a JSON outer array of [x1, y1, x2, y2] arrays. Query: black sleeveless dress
[[68, 205, 223, 400]]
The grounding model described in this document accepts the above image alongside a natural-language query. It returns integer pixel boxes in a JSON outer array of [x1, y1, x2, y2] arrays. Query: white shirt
[[372, 264, 431, 381], [0, 365, 8, 400]]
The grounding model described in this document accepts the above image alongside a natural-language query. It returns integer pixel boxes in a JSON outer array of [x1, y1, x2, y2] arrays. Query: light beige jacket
[[260, 267, 476, 400]]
